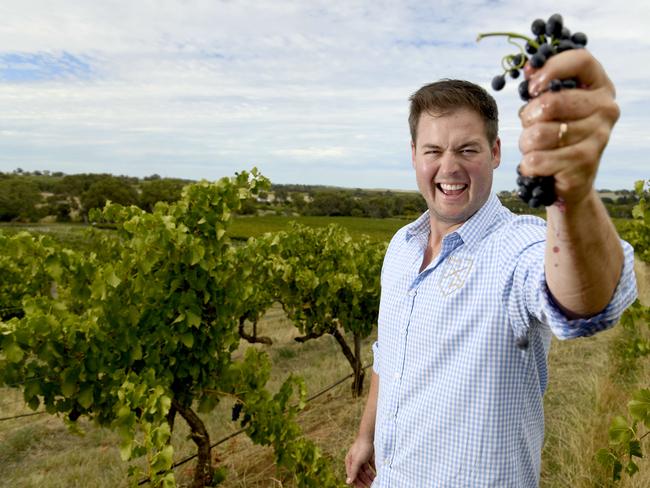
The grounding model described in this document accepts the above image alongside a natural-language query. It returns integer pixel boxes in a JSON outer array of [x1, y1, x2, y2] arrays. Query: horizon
[[3, 167, 640, 195], [1, 1, 648, 192]]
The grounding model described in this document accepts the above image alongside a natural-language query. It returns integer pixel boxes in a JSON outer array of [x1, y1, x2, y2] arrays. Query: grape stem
[[477, 32, 539, 49]]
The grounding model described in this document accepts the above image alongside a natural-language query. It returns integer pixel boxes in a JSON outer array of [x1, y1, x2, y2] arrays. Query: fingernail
[[529, 74, 547, 97], [346, 478, 351, 484]]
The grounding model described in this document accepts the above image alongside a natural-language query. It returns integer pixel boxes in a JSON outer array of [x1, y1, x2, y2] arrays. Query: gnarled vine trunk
[[331, 327, 365, 397], [173, 399, 212, 488]]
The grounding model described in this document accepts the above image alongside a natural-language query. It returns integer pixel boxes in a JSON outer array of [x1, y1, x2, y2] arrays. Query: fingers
[[345, 451, 359, 484], [518, 139, 600, 203], [345, 460, 376, 487], [519, 113, 599, 153], [519, 85, 620, 128], [526, 48, 616, 96], [354, 462, 376, 487]]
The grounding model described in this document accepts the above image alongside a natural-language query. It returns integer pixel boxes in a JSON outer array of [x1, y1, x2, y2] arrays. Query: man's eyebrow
[[456, 140, 482, 148]]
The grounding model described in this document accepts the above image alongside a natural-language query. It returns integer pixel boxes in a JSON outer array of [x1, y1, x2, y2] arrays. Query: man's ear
[[492, 137, 501, 169], [411, 140, 416, 169]]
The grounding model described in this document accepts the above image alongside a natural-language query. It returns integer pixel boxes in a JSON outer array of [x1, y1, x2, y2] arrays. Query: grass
[[228, 215, 410, 242], [1, 219, 648, 487], [3, 283, 649, 487], [1, 214, 635, 246]]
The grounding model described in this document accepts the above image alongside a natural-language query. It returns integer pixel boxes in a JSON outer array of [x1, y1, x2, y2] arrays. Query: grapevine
[[477, 13, 588, 208], [595, 180, 650, 482], [0, 170, 341, 487], [271, 223, 385, 397]]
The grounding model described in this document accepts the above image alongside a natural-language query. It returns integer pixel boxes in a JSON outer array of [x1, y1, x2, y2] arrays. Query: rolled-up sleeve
[[537, 239, 638, 339]]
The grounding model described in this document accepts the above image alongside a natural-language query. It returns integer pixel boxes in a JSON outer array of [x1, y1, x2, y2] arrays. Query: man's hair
[[408, 79, 499, 146]]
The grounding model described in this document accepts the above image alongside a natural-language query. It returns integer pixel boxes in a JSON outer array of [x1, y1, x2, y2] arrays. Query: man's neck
[[420, 217, 463, 272]]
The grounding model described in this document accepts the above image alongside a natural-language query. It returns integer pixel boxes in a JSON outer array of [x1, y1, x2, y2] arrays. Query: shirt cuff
[[539, 240, 638, 340]]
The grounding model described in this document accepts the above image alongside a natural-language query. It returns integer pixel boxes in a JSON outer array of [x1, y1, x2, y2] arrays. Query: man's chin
[[429, 204, 473, 225]]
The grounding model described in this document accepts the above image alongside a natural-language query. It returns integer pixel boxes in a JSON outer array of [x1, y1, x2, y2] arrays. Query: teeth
[[439, 183, 466, 191]]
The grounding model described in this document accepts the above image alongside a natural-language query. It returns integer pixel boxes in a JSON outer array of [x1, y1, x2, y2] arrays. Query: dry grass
[[1, 262, 649, 487]]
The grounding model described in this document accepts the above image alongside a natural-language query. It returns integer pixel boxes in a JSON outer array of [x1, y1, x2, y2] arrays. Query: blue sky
[[0, 0, 648, 191]]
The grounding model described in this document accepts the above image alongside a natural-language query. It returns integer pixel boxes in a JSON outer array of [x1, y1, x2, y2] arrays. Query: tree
[[273, 223, 385, 396], [139, 178, 186, 213], [0, 177, 42, 221], [81, 176, 139, 217]]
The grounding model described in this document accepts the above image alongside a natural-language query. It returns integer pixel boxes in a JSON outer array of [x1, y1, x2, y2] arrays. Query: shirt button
[[393, 372, 400, 380], [409, 289, 417, 297]]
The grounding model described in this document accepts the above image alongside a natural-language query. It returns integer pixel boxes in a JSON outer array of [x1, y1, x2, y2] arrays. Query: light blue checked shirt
[[372, 193, 637, 487]]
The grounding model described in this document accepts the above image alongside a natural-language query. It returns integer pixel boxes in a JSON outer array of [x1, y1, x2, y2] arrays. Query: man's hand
[[518, 48, 620, 207], [345, 437, 376, 487]]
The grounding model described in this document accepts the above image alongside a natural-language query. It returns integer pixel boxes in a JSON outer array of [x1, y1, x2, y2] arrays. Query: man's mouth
[[436, 183, 468, 196]]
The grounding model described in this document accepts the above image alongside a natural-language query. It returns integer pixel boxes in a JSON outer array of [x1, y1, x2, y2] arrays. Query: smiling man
[[345, 50, 638, 487]]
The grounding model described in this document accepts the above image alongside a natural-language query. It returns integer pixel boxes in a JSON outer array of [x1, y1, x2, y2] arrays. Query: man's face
[[411, 108, 501, 226]]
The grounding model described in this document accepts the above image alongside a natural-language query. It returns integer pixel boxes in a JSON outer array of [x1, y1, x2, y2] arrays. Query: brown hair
[[408, 79, 499, 145]]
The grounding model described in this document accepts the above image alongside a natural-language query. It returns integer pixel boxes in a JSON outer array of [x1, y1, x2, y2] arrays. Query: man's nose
[[438, 151, 462, 174]]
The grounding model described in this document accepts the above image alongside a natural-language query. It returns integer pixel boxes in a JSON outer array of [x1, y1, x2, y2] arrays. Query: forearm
[[356, 371, 379, 442], [545, 190, 624, 318]]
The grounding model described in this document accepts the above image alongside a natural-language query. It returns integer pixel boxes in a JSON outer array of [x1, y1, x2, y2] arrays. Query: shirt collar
[[405, 193, 503, 247]]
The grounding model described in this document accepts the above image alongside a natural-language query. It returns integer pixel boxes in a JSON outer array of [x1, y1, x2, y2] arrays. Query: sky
[[0, 0, 648, 192]]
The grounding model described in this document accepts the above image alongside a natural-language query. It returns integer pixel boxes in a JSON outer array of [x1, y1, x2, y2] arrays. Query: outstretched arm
[[518, 49, 624, 318]]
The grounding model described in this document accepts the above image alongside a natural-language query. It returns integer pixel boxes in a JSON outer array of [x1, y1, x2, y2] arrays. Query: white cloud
[[0, 0, 648, 191]]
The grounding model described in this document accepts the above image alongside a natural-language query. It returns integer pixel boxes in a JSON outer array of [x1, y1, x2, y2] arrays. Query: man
[[345, 49, 637, 487]]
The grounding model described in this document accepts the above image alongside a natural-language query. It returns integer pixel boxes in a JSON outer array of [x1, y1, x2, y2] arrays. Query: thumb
[[345, 455, 359, 484]]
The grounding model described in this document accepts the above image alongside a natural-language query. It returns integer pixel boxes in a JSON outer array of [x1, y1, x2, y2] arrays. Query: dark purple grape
[[557, 40, 576, 52], [518, 184, 532, 201], [531, 19, 546, 36], [562, 79, 577, 89], [550, 79, 562, 91], [511, 53, 524, 67], [571, 32, 587, 46], [532, 186, 544, 199], [525, 41, 537, 55], [530, 53, 546, 68], [509, 69, 520, 79], [491, 74, 506, 90], [561, 27, 571, 39], [546, 14, 564, 38], [539, 43, 554, 58], [518, 80, 531, 101]]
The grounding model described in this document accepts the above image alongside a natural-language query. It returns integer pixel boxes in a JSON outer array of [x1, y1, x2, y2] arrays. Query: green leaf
[[180, 332, 194, 349], [106, 269, 121, 288], [186, 310, 201, 328], [61, 378, 77, 398], [4, 342, 24, 363], [119, 440, 133, 461], [629, 439, 643, 459], [629, 389, 650, 428], [609, 416, 633, 445], [78, 386, 94, 409], [625, 460, 639, 476], [634, 180, 645, 195], [152, 444, 174, 472]]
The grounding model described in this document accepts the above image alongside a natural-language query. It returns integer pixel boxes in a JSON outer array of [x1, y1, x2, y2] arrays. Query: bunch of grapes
[[477, 14, 588, 208]]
